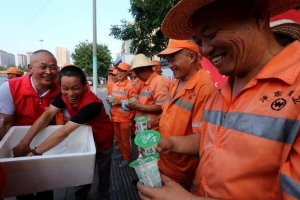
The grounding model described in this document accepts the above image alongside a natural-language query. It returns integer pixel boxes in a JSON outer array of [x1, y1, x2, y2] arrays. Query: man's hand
[[111, 98, 121, 106], [12, 143, 31, 157], [127, 99, 141, 110], [137, 173, 193, 200], [156, 137, 173, 155], [147, 116, 160, 129]]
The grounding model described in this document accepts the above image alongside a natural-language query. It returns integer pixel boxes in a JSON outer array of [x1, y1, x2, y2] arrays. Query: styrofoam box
[[0, 125, 96, 198]]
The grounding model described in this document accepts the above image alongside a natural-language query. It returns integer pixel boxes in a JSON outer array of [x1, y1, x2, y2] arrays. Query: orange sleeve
[[153, 77, 169, 106], [127, 82, 136, 99], [280, 129, 300, 200], [191, 81, 216, 133]]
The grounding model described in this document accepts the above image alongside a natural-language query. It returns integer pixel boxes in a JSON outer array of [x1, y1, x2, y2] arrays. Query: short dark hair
[[30, 50, 57, 65], [32, 49, 55, 57], [59, 65, 87, 86]]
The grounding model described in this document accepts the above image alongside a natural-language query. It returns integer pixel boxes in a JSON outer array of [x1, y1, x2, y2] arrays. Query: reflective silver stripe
[[140, 91, 152, 97], [280, 173, 300, 198], [155, 99, 165, 104], [167, 93, 172, 102], [112, 90, 128, 96], [203, 110, 300, 145], [173, 98, 194, 112]]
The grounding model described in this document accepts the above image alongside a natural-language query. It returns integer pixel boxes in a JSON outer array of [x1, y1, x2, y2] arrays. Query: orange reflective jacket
[[136, 72, 169, 120], [195, 41, 300, 199], [111, 79, 136, 122], [159, 69, 216, 181]]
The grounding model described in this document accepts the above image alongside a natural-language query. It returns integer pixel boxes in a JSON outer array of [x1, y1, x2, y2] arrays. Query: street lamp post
[[92, 0, 98, 94], [39, 39, 44, 49]]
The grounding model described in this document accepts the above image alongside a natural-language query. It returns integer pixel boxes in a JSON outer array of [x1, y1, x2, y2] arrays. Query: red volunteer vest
[[9, 76, 60, 125], [62, 89, 114, 152]]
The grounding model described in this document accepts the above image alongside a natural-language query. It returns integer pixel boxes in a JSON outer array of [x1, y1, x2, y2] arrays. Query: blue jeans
[[75, 145, 113, 200]]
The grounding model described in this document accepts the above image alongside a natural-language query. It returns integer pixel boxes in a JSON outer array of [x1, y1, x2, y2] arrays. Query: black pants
[[16, 190, 53, 200], [75, 145, 112, 200]]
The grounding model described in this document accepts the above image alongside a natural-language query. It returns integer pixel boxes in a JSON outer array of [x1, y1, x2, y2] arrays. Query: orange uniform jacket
[[159, 69, 216, 182], [9, 76, 60, 125], [107, 77, 114, 95], [111, 79, 135, 122], [136, 72, 169, 120], [195, 41, 300, 199], [131, 77, 143, 96]]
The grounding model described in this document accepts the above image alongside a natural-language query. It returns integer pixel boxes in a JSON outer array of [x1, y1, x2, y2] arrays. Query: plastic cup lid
[[134, 130, 160, 148], [129, 153, 160, 168], [134, 116, 149, 122]]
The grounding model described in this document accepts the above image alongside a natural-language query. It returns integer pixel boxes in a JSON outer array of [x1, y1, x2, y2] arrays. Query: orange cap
[[157, 39, 200, 57], [151, 60, 162, 70], [108, 66, 115, 72], [0, 67, 24, 76], [116, 62, 130, 71], [111, 69, 118, 75]]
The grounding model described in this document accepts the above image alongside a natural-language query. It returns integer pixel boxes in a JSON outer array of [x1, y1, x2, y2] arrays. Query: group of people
[[105, 39, 216, 192], [135, 0, 300, 200], [0, 50, 113, 200]]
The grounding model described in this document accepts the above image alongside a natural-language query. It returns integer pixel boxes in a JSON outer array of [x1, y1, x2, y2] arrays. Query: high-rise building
[[55, 47, 70, 68], [26, 52, 33, 65], [0, 50, 15, 66], [17, 54, 27, 67]]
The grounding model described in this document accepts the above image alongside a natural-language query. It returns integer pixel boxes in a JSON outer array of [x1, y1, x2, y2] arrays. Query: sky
[[0, 0, 133, 63]]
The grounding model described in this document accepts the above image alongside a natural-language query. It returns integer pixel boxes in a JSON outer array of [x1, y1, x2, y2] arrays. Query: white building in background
[[55, 47, 70, 68], [0, 50, 15, 66], [26, 52, 33, 65], [119, 40, 135, 65], [17, 54, 27, 67]]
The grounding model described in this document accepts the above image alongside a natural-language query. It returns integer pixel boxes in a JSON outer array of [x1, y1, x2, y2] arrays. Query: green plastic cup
[[129, 153, 162, 187], [134, 116, 149, 132], [128, 96, 137, 103], [134, 130, 160, 156]]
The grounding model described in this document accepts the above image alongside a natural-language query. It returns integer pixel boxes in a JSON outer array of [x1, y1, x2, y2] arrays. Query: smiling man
[[0, 50, 60, 141], [137, 0, 300, 199], [13, 66, 114, 200], [154, 39, 216, 191], [0, 49, 60, 200]]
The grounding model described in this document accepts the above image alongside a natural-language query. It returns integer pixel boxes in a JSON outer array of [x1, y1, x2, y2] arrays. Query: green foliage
[[109, 0, 180, 58], [71, 41, 113, 77]]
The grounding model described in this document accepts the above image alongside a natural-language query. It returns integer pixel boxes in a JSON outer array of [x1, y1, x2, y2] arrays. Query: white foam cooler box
[[0, 125, 96, 198]]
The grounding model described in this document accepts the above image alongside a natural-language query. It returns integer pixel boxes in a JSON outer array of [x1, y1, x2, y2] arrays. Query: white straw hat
[[130, 54, 154, 70]]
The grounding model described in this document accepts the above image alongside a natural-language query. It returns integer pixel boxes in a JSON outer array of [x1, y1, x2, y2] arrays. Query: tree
[[71, 41, 112, 77], [109, 0, 180, 58]]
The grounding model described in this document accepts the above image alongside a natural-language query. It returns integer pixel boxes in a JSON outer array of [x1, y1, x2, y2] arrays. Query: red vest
[[9, 76, 60, 125], [0, 163, 5, 196], [62, 89, 114, 152]]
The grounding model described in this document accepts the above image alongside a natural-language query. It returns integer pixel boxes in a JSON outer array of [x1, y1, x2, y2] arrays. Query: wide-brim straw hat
[[162, 0, 300, 40], [271, 20, 300, 41], [130, 54, 154, 71]]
